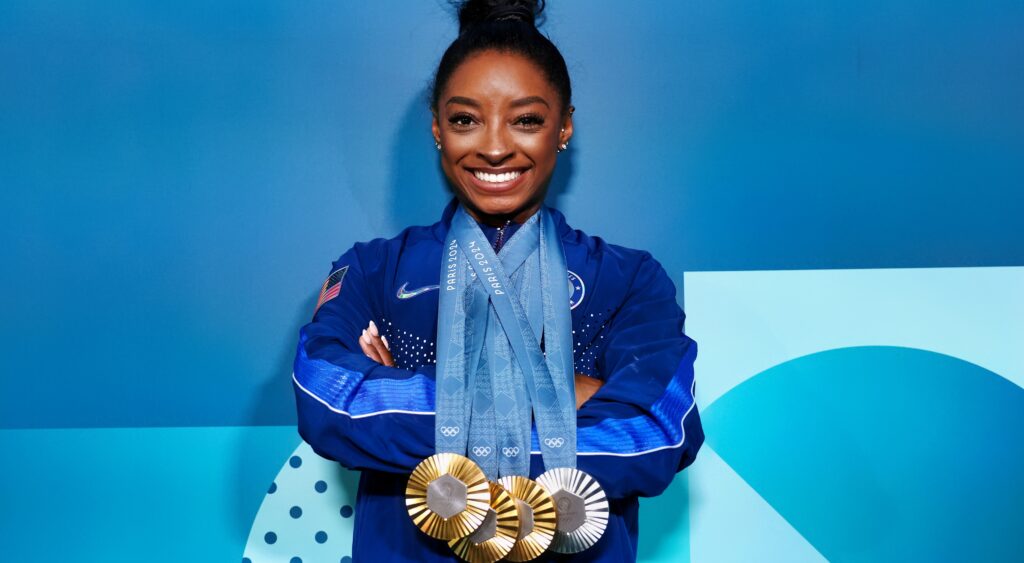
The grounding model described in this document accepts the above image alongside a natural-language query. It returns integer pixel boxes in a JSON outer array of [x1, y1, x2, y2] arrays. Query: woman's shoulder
[[559, 215, 665, 280], [327, 219, 444, 275]]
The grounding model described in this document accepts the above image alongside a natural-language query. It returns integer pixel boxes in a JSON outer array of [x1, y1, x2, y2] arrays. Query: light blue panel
[[685, 267, 1024, 407], [689, 446, 825, 563], [703, 347, 1024, 562], [0, 426, 299, 562]]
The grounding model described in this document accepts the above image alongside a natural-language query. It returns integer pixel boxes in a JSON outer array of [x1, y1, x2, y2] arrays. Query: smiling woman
[[291, 1, 704, 562], [432, 50, 572, 225]]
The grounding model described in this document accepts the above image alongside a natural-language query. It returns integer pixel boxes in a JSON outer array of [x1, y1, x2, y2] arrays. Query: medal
[[496, 475, 558, 562], [406, 453, 491, 540], [448, 481, 520, 563], [537, 467, 609, 554]]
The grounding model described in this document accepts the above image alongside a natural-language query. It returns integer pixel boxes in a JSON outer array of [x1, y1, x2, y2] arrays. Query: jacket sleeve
[[573, 252, 704, 500], [292, 245, 435, 473]]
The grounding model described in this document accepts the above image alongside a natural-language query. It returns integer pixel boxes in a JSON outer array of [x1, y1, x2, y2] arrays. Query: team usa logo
[[313, 265, 348, 316], [567, 270, 585, 310]]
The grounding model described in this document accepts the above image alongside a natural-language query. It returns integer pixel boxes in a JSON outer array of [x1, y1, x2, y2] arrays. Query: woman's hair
[[431, 0, 572, 114]]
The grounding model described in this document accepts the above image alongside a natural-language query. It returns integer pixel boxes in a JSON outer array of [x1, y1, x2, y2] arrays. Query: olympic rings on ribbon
[[439, 426, 460, 437]]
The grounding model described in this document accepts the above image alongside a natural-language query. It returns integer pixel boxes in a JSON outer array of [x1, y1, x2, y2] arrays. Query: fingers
[[360, 321, 395, 367], [359, 329, 383, 363], [367, 321, 394, 366]]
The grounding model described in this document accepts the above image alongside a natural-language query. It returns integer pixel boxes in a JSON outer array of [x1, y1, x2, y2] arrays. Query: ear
[[431, 113, 441, 145], [559, 105, 575, 146]]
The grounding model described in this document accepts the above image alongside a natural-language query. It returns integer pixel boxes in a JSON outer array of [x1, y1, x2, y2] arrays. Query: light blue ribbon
[[435, 205, 576, 478]]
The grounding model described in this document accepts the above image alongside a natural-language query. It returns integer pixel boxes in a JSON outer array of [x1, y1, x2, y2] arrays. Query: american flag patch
[[314, 266, 349, 315]]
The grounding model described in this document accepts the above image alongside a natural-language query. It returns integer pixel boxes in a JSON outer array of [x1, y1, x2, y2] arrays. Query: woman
[[292, 1, 703, 561]]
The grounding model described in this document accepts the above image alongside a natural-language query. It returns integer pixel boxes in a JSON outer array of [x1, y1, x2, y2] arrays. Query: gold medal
[[448, 481, 520, 563], [406, 453, 491, 540], [496, 475, 558, 562], [536, 467, 609, 554]]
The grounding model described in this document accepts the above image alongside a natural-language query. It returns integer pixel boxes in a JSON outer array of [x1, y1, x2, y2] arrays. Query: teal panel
[[638, 473, 690, 563], [0, 426, 299, 562], [703, 346, 1024, 562]]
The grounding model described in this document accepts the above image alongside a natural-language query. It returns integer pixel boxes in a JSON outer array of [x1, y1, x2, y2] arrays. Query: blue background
[[1, 1, 1021, 561]]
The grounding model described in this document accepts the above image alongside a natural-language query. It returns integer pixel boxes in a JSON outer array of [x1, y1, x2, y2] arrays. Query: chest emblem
[[568, 270, 586, 310]]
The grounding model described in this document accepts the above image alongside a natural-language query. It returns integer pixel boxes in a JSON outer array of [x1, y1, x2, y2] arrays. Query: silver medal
[[536, 467, 609, 554]]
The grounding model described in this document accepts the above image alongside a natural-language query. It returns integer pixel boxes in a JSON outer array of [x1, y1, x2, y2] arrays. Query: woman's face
[[432, 50, 573, 225]]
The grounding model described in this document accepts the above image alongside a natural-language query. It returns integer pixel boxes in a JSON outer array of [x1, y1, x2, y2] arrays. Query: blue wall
[[1, 1, 1021, 561]]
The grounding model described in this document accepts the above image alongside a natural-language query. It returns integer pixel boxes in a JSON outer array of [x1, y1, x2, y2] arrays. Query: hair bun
[[458, 0, 544, 34]]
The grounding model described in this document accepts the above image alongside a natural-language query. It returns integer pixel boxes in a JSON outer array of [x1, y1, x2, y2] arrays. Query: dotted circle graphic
[[244, 442, 359, 562]]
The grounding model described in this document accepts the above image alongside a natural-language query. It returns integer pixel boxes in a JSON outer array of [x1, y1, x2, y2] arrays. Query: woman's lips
[[465, 167, 530, 193]]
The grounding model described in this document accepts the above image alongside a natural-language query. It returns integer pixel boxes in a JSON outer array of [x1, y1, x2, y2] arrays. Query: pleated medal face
[[496, 475, 558, 562], [448, 481, 520, 563], [536, 467, 610, 554], [406, 453, 491, 540]]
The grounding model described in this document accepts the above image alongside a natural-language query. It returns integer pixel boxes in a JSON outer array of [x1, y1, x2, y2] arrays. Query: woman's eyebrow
[[446, 96, 480, 107], [445, 95, 550, 108], [510, 96, 549, 108]]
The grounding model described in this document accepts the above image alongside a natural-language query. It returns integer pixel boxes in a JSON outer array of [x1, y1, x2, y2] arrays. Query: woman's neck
[[462, 201, 541, 227]]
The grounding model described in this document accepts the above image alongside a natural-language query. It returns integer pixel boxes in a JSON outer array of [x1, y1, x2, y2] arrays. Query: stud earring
[[435, 140, 442, 151], [557, 141, 568, 153]]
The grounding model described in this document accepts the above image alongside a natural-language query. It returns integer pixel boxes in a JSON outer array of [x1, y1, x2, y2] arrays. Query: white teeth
[[473, 170, 522, 183]]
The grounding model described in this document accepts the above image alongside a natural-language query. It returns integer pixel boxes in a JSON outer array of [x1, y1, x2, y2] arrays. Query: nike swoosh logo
[[396, 282, 440, 300]]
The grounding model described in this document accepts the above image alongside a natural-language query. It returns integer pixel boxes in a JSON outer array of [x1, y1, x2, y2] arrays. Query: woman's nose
[[478, 123, 514, 164]]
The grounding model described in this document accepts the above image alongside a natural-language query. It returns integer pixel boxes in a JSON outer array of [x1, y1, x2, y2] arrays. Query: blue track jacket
[[293, 201, 704, 562]]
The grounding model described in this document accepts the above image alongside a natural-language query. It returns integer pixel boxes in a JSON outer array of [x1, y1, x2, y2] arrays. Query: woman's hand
[[358, 320, 602, 408], [358, 320, 395, 367]]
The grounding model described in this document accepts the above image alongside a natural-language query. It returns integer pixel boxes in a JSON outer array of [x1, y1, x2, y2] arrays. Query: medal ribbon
[[435, 205, 576, 478]]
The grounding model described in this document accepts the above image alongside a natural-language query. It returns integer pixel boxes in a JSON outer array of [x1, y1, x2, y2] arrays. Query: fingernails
[[360, 329, 369, 344], [381, 335, 390, 350], [368, 320, 379, 336]]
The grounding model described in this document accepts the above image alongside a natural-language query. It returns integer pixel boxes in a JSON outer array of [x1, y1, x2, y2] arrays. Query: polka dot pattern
[[243, 442, 358, 562], [378, 318, 435, 370], [377, 304, 613, 377], [572, 308, 613, 377]]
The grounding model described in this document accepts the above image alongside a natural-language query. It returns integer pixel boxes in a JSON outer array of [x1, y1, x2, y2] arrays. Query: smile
[[465, 167, 530, 193], [472, 170, 522, 183]]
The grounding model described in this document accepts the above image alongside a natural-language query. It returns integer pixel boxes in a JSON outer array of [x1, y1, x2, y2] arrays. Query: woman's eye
[[515, 114, 545, 129], [448, 114, 476, 128]]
